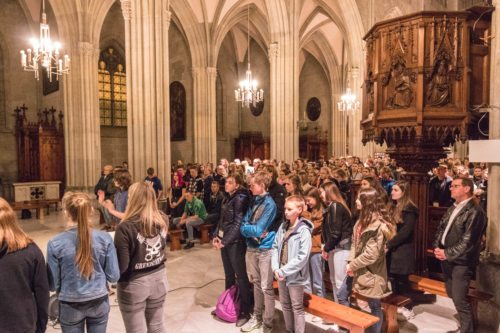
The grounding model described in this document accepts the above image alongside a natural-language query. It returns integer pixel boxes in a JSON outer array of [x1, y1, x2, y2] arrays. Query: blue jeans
[[367, 298, 383, 333], [337, 276, 353, 306], [305, 253, 325, 297], [59, 296, 109, 333]]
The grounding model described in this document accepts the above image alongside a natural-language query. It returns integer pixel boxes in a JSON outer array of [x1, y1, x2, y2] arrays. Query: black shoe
[[180, 239, 186, 244], [184, 242, 194, 250], [236, 315, 251, 327]]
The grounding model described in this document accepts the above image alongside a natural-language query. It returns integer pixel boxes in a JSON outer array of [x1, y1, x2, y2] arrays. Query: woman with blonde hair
[[114, 182, 169, 333], [0, 198, 49, 333], [47, 192, 120, 333], [346, 188, 394, 333]]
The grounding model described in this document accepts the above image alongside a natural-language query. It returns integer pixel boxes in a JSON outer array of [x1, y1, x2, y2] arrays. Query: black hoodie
[[0, 242, 49, 333]]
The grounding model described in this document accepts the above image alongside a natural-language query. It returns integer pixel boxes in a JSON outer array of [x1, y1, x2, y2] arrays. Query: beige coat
[[348, 219, 391, 299]]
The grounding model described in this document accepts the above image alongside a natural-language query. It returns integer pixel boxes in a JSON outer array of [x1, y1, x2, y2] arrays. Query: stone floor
[[18, 210, 490, 333]]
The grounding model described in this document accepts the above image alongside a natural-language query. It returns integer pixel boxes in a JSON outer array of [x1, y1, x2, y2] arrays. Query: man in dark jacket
[[433, 177, 487, 333], [212, 174, 252, 327], [264, 165, 286, 232]]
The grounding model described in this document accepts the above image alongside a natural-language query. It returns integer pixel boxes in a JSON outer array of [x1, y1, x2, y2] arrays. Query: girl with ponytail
[[47, 192, 120, 333]]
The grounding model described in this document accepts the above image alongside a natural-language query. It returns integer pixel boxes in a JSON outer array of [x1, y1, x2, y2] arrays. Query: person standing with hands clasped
[[433, 177, 487, 333], [271, 196, 312, 333], [346, 188, 394, 333]]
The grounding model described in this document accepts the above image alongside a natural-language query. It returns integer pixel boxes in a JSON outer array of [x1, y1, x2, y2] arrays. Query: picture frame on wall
[[170, 81, 186, 141]]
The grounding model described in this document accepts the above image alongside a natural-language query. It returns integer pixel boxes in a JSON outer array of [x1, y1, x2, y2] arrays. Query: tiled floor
[[19, 210, 488, 333]]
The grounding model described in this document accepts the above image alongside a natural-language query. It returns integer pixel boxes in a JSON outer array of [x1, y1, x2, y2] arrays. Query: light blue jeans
[[367, 298, 383, 333], [305, 253, 325, 297], [327, 248, 350, 303], [59, 296, 109, 333]]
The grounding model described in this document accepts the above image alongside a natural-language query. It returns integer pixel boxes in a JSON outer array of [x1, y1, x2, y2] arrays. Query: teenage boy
[[172, 191, 207, 249], [240, 172, 277, 333], [271, 196, 312, 333]]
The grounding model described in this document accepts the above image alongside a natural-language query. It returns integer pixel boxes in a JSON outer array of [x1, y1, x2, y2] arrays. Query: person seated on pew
[[346, 188, 395, 333], [172, 190, 207, 250], [271, 195, 312, 333], [386, 181, 418, 320]]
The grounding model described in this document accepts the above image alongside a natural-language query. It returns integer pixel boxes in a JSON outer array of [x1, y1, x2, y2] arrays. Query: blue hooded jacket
[[240, 193, 277, 249]]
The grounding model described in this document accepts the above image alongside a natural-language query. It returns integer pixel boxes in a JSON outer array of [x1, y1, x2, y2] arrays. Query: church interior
[[0, 0, 499, 332]]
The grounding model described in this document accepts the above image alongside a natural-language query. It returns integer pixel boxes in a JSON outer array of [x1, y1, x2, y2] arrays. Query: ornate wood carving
[[14, 105, 65, 185], [362, 7, 493, 275], [234, 132, 270, 160]]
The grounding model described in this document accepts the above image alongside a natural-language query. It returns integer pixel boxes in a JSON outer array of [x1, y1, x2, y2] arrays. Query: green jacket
[[184, 197, 207, 219], [349, 219, 392, 299]]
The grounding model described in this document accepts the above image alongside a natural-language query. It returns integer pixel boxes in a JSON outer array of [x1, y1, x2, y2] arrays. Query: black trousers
[[441, 261, 474, 333], [220, 241, 252, 316], [389, 273, 410, 296]]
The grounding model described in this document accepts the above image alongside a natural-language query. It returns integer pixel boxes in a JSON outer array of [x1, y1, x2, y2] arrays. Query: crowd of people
[[0, 154, 489, 333]]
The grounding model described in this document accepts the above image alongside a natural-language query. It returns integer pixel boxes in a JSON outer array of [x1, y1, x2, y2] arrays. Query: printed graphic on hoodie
[[135, 230, 167, 269]]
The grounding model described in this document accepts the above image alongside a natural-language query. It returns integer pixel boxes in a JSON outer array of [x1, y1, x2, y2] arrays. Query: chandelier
[[337, 87, 360, 113], [20, 0, 70, 81], [234, 5, 263, 108]]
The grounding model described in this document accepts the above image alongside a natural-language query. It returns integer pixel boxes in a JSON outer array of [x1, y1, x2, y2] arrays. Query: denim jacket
[[47, 228, 120, 302], [240, 193, 277, 249]]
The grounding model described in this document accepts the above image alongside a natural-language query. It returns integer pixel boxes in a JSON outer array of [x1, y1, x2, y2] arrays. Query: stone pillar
[[268, 41, 299, 162], [192, 67, 217, 164], [477, 1, 500, 329], [63, 41, 101, 191], [121, 0, 171, 184], [331, 90, 347, 157]]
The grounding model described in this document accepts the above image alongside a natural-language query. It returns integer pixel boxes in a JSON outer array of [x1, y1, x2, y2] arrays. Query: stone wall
[[299, 52, 331, 151], [169, 22, 194, 164], [0, 0, 40, 186], [99, 0, 127, 168]]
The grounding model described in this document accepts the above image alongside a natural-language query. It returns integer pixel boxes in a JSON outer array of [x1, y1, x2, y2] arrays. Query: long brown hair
[[62, 192, 94, 279], [122, 182, 168, 237], [357, 188, 394, 236], [321, 181, 351, 216], [0, 198, 32, 252], [304, 187, 324, 212], [390, 181, 416, 224]]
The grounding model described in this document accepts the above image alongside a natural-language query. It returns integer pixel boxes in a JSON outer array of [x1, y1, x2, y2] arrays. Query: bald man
[[95, 165, 116, 201]]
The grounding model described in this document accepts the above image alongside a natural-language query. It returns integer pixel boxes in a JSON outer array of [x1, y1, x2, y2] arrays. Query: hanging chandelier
[[234, 5, 263, 108], [20, 0, 70, 81], [337, 87, 360, 113]]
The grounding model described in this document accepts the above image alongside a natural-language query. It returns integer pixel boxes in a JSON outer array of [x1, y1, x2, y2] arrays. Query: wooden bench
[[409, 274, 493, 326], [37, 199, 61, 215], [168, 229, 183, 251], [353, 292, 411, 333], [273, 282, 379, 333], [10, 201, 49, 220], [199, 223, 214, 244]]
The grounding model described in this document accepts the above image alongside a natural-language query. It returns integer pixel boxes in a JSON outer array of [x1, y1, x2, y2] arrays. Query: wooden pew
[[408, 274, 493, 326], [273, 282, 379, 333], [199, 223, 214, 244], [10, 201, 49, 220]]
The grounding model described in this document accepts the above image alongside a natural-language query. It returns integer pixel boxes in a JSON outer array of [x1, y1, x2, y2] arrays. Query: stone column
[[192, 67, 217, 164], [477, 1, 500, 329], [331, 90, 347, 157], [63, 41, 101, 191], [268, 41, 299, 162], [121, 0, 171, 184]]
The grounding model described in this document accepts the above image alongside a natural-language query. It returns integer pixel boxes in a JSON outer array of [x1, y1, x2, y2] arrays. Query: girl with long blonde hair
[[0, 198, 49, 333], [114, 182, 169, 333], [47, 192, 119, 333]]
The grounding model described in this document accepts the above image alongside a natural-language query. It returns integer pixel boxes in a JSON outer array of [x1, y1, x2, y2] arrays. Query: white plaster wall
[[169, 22, 194, 164]]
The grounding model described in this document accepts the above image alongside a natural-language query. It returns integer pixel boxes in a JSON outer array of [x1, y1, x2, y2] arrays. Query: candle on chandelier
[[20, 50, 26, 67]]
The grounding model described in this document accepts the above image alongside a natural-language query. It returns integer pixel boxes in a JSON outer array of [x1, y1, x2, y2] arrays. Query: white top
[[441, 197, 473, 245]]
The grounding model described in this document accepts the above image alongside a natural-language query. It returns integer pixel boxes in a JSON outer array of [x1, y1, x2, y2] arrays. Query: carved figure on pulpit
[[385, 61, 413, 109], [426, 59, 450, 107]]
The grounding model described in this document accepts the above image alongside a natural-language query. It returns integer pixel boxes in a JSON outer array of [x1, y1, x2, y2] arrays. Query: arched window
[[98, 47, 126, 127]]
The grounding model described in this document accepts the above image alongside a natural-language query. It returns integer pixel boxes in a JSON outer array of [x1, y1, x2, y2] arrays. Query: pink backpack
[[215, 285, 240, 323]]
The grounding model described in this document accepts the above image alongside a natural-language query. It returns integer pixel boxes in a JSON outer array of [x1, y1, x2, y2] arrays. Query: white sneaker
[[397, 306, 415, 320], [312, 316, 322, 323], [240, 315, 263, 333]]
